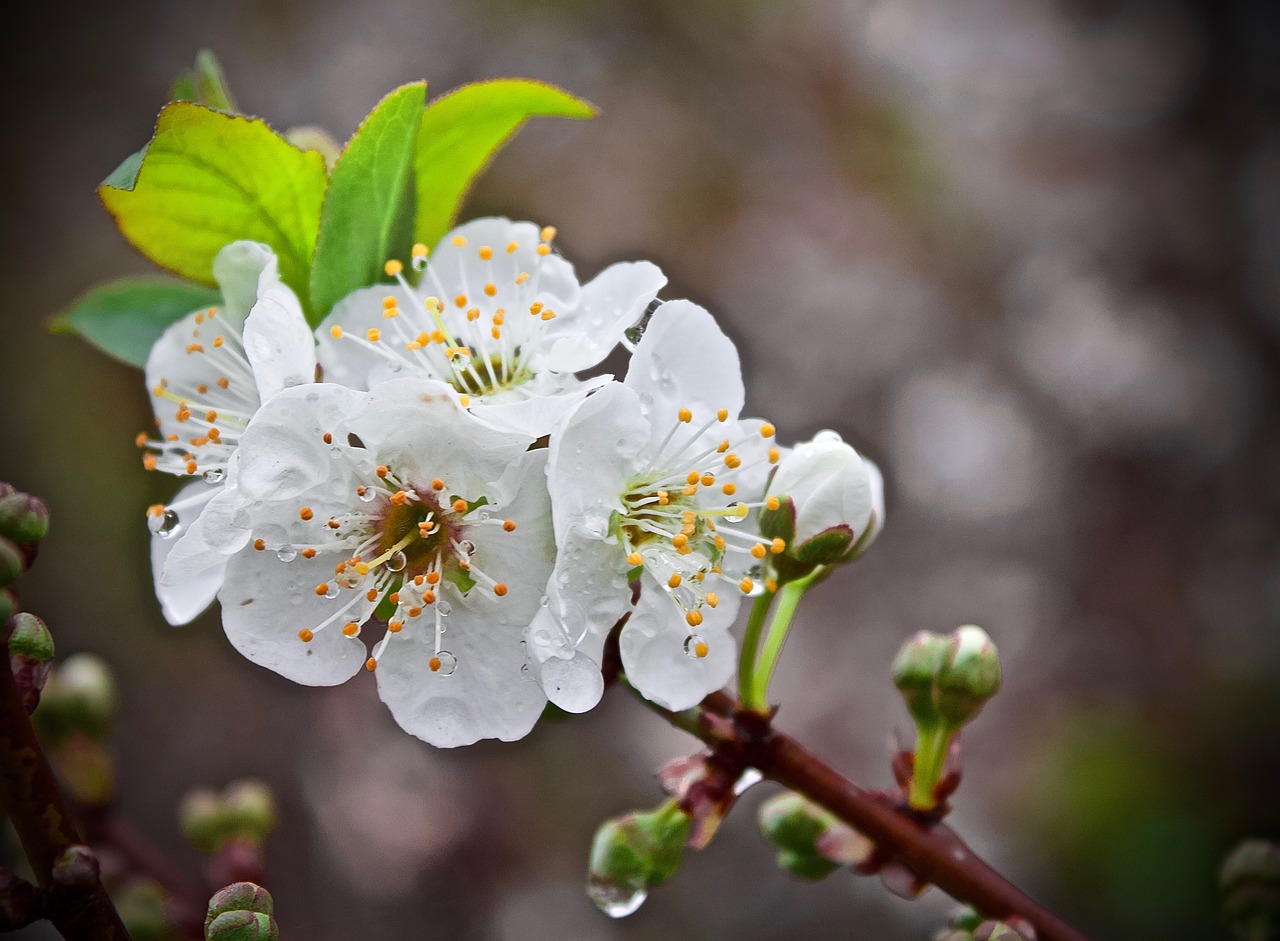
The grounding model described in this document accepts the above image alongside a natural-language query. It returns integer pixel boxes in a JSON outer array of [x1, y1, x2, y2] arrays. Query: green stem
[[746, 569, 822, 711], [908, 724, 952, 811], [737, 590, 776, 707]]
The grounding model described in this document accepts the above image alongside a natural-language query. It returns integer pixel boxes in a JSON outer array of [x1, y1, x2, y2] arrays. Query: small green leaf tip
[[8, 612, 54, 663], [1221, 839, 1280, 941], [0, 490, 50, 543], [587, 801, 691, 917]]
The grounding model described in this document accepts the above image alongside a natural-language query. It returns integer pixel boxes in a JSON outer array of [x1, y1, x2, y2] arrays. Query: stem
[[0, 628, 129, 939], [737, 591, 775, 706], [908, 725, 951, 811], [747, 570, 821, 711], [638, 688, 1092, 941]]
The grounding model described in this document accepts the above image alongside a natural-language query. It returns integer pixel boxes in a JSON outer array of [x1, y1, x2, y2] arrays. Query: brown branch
[[647, 689, 1091, 941], [0, 628, 129, 939]]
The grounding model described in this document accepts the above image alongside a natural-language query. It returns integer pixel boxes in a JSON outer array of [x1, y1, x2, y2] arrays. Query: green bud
[[182, 788, 226, 854], [944, 907, 984, 931], [35, 653, 116, 742], [223, 780, 278, 847], [9, 612, 54, 662], [205, 911, 278, 941], [51, 844, 100, 888], [587, 802, 691, 917], [973, 923, 1031, 941], [934, 625, 1001, 728], [1221, 839, 1280, 940], [0, 492, 50, 543], [891, 631, 951, 729], [114, 880, 175, 941], [207, 882, 274, 920], [0, 537, 24, 587], [0, 588, 15, 625], [759, 792, 842, 881]]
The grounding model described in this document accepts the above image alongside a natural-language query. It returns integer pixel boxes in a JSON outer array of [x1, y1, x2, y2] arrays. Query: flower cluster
[[139, 218, 883, 746]]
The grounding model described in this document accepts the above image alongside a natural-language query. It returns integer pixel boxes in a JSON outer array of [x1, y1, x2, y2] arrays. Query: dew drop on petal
[[588, 879, 647, 918], [437, 600, 452, 617], [684, 633, 709, 659], [386, 551, 407, 572], [539, 595, 550, 608], [202, 467, 225, 484], [358, 487, 378, 503], [429, 650, 457, 675], [276, 546, 298, 563], [323, 583, 340, 599], [458, 540, 476, 556], [148, 509, 182, 538]]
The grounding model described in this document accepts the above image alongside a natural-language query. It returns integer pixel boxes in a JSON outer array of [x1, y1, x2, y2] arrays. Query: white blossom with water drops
[[314, 217, 666, 436], [140, 241, 316, 625], [216, 378, 555, 747], [533, 300, 782, 712]]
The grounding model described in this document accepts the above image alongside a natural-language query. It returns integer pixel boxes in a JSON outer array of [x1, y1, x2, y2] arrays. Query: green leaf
[[171, 50, 237, 112], [414, 79, 596, 248], [309, 82, 426, 323], [50, 278, 221, 368], [98, 102, 328, 316], [102, 148, 145, 191]]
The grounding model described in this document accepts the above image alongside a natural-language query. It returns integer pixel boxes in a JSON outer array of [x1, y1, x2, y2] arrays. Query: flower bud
[[113, 879, 171, 941], [206, 884, 278, 941], [758, 791, 844, 881], [34, 653, 116, 743], [935, 625, 1001, 728], [222, 780, 278, 847], [587, 802, 691, 917], [1220, 839, 1280, 939], [762, 431, 876, 570], [8, 612, 54, 713], [207, 882, 275, 921], [51, 844, 101, 888], [0, 491, 50, 544], [0, 536, 24, 588], [892, 631, 952, 730]]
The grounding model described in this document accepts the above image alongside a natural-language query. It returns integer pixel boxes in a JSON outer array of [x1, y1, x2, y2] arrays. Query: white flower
[[532, 301, 781, 712], [314, 217, 666, 436], [216, 378, 555, 747], [763, 430, 878, 566], [141, 242, 316, 625]]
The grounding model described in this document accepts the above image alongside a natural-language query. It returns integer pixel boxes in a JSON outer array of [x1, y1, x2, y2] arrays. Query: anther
[[412, 243, 429, 258], [765, 577, 778, 593], [366, 328, 382, 342], [717, 408, 728, 422], [740, 577, 754, 594], [299, 507, 314, 521], [314, 583, 329, 596], [479, 245, 493, 260], [503, 519, 517, 532], [686, 610, 703, 627], [678, 408, 693, 423], [384, 260, 403, 276], [298, 629, 314, 643], [627, 551, 643, 566], [330, 325, 343, 338], [722, 483, 737, 496], [668, 573, 682, 588], [432, 478, 445, 490], [253, 538, 266, 551], [301, 548, 317, 559], [693, 639, 709, 658], [388, 620, 404, 633], [706, 592, 719, 608], [494, 583, 508, 597], [452, 235, 467, 247], [342, 622, 359, 637], [768, 448, 780, 463], [760, 423, 776, 438], [672, 534, 689, 549], [766, 496, 781, 511], [452, 498, 468, 513], [771, 538, 786, 554], [365, 657, 377, 672], [376, 465, 390, 478], [541, 225, 557, 242], [751, 544, 767, 559]]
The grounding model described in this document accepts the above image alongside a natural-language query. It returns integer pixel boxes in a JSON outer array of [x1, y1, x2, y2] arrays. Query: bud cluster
[[181, 780, 279, 855], [32, 653, 118, 805], [205, 882, 279, 941], [0, 482, 50, 594], [892, 625, 1001, 811], [587, 801, 692, 917], [758, 791, 872, 881]]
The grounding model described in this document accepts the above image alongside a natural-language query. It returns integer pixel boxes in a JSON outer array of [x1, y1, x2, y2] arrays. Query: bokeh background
[[3, 1, 1279, 938]]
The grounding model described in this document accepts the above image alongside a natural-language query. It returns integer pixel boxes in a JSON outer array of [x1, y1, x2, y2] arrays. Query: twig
[[0, 627, 129, 939], [642, 689, 1092, 941]]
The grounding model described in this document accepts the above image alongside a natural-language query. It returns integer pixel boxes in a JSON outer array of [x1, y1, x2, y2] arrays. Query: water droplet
[[358, 487, 378, 502], [734, 768, 764, 795], [437, 600, 452, 616], [623, 301, 658, 346], [533, 629, 551, 647], [429, 650, 457, 675], [148, 509, 181, 538], [684, 633, 708, 659], [323, 583, 340, 599], [587, 878, 647, 918], [202, 467, 225, 484], [477, 509, 491, 522], [539, 595, 550, 608], [335, 569, 366, 590], [276, 546, 298, 562], [386, 551, 407, 572], [458, 539, 476, 556]]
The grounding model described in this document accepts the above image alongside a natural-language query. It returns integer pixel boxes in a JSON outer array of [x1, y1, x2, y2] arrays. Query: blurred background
[[2, 0, 1279, 938]]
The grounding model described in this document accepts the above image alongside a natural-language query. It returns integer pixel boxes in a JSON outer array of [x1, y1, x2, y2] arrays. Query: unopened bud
[[9, 612, 54, 713], [759, 791, 843, 881], [206, 911, 279, 941], [935, 626, 1001, 728], [51, 845, 101, 888], [0, 491, 50, 543], [114, 879, 171, 941], [182, 788, 226, 854], [762, 432, 879, 574], [1221, 839, 1280, 939], [183, 780, 279, 854], [35, 653, 116, 742], [892, 631, 952, 730], [207, 882, 274, 921], [0, 537, 24, 588], [222, 780, 278, 844], [973, 922, 1034, 941], [587, 802, 691, 917]]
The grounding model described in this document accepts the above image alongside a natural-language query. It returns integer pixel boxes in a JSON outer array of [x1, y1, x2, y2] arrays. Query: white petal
[[233, 384, 366, 503], [427, 218, 581, 311], [243, 279, 316, 402], [160, 485, 252, 585], [546, 381, 650, 534], [315, 286, 407, 390], [625, 300, 745, 426], [211, 241, 278, 322], [219, 547, 371, 686], [465, 376, 607, 438], [542, 261, 667, 373], [620, 574, 735, 711], [150, 480, 222, 625], [534, 522, 633, 667]]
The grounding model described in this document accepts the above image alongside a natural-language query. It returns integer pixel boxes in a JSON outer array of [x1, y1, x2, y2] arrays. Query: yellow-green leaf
[[309, 82, 426, 322], [414, 79, 596, 248], [99, 102, 328, 315], [49, 278, 221, 368]]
